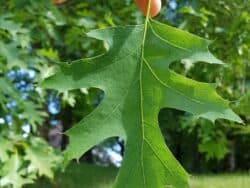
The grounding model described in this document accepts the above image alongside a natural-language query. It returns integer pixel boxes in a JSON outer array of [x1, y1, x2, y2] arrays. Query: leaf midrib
[[138, 17, 189, 187], [138, 8, 151, 185]]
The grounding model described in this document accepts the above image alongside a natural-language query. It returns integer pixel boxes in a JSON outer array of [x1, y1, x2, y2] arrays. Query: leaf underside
[[41, 19, 241, 188]]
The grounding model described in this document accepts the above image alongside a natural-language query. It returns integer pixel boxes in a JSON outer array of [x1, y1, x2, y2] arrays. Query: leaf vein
[[143, 58, 203, 105]]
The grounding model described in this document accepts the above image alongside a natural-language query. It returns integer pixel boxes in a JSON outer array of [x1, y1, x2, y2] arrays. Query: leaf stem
[[140, 0, 152, 141], [142, 0, 151, 50]]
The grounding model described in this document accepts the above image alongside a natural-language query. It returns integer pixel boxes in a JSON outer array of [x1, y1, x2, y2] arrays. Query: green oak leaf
[[41, 19, 242, 188], [0, 78, 18, 106], [24, 138, 62, 179], [21, 101, 47, 131], [234, 92, 250, 117], [0, 153, 34, 188], [199, 135, 229, 161], [0, 78, 46, 128], [0, 137, 13, 162], [0, 42, 26, 69]]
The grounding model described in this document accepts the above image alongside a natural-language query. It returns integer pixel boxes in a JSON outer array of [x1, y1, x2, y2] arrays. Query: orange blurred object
[[53, 0, 66, 5], [134, 0, 161, 17]]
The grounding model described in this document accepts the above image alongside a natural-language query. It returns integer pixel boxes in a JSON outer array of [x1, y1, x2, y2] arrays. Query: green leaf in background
[[199, 135, 229, 161], [21, 101, 47, 131], [0, 42, 26, 69], [0, 78, 46, 130], [234, 92, 250, 117], [0, 78, 19, 104], [0, 137, 12, 162], [0, 137, 62, 188], [0, 14, 26, 38], [24, 138, 63, 179], [0, 153, 34, 188], [41, 18, 242, 188]]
